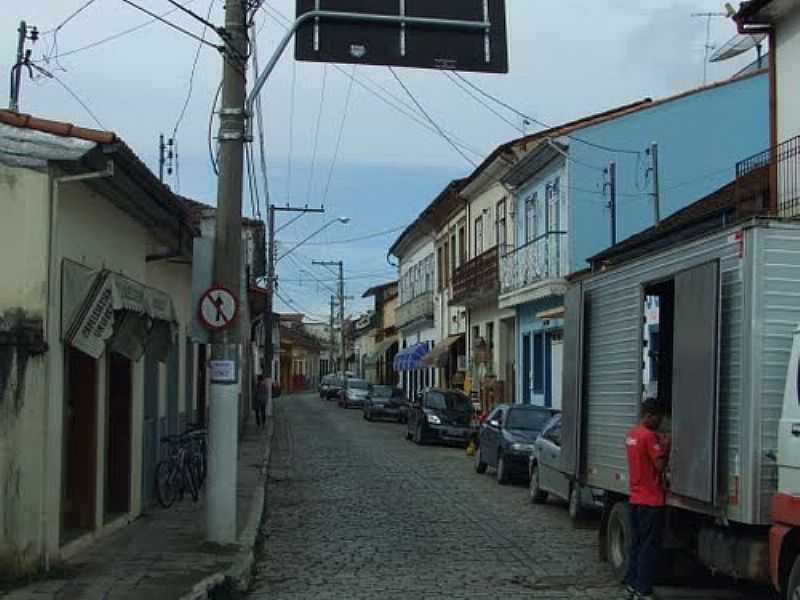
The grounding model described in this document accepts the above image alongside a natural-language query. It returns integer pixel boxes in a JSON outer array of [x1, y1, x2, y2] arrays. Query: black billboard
[[295, 0, 508, 74]]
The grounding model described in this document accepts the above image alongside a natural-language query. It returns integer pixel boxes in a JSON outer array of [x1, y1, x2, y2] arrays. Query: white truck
[[560, 218, 800, 597]]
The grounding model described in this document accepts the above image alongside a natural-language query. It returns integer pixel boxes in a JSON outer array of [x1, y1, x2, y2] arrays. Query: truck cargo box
[[561, 219, 800, 526]]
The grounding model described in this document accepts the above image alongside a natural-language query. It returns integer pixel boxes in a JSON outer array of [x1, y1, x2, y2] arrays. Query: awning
[[421, 334, 464, 368], [536, 306, 566, 321], [393, 342, 430, 372], [64, 267, 178, 362]]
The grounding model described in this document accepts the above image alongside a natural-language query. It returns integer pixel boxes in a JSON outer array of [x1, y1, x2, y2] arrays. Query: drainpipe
[[40, 160, 114, 571]]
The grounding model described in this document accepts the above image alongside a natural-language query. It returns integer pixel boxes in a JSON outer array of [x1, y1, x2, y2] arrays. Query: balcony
[[736, 135, 800, 218], [396, 291, 434, 330], [450, 245, 500, 307], [499, 233, 567, 307]]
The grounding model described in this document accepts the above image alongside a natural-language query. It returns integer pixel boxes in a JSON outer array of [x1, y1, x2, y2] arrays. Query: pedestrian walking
[[624, 398, 670, 600], [254, 375, 268, 429]]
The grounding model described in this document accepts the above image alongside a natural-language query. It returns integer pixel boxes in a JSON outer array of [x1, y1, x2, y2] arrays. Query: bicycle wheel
[[155, 460, 177, 508], [184, 463, 200, 502], [190, 454, 204, 492]]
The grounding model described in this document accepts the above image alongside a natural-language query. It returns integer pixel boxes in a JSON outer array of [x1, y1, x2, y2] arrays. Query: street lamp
[[276, 216, 350, 262]]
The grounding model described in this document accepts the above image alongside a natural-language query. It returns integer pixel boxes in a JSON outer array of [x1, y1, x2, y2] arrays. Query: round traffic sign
[[198, 286, 239, 331]]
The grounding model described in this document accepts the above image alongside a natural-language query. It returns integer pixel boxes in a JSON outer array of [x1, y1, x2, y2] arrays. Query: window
[[458, 224, 466, 265], [525, 192, 538, 243], [532, 332, 544, 394], [496, 200, 507, 250], [443, 240, 450, 286], [475, 216, 484, 255], [450, 234, 457, 276], [486, 322, 495, 355], [437, 247, 444, 290]]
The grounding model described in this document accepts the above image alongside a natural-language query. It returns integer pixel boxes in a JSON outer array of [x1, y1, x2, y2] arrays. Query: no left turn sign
[[198, 286, 239, 331]]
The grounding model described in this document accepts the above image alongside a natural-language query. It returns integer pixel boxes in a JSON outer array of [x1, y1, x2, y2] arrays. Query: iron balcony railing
[[736, 135, 800, 218], [451, 245, 501, 306], [500, 231, 567, 295], [396, 291, 434, 329]]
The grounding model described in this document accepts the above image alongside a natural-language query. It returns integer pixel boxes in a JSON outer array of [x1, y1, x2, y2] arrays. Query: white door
[[551, 338, 563, 410]]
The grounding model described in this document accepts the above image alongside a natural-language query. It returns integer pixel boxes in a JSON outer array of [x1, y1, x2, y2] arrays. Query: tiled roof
[[362, 281, 398, 298], [0, 109, 117, 144]]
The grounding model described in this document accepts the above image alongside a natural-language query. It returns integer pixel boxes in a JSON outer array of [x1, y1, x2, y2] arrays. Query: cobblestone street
[[248, 394, 772, 600]]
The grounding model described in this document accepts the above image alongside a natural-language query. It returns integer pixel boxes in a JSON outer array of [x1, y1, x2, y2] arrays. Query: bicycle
[[155, 432, 200, 508]]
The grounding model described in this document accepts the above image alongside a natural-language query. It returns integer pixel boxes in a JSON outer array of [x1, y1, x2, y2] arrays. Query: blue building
[[499, 71, 769, 407]]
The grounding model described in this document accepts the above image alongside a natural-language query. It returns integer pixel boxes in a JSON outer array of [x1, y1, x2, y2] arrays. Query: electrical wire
[[452, 71, 644, 156], [42, 0, 98, 34], [164, 0, 218, 32], [31, 64, 106, 129], [172, 0, 216, 141], [306, 64, 329, 205], [281, 224, 407, 246], [442, 71, 523, 134], [36, 0, 199, 63], [251, 26, 270, 211], [207, 81, 222, 174], [258, 3, 485, 161], [119, 0, 220, 49], [388, 67, 477, 168], [287, 58, 297, 202], [322, 64, 356, 208]]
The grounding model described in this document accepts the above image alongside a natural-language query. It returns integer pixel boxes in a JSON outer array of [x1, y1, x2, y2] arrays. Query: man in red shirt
[[624, 398, 670, 600]]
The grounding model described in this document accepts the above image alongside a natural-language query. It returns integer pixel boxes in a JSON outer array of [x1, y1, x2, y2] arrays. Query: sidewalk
[[1, 421, 272, 600]]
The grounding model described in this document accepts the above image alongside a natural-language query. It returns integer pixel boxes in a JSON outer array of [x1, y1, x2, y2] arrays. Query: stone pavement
[[248, 393, 774, 600], [1, 422, 270, 600]]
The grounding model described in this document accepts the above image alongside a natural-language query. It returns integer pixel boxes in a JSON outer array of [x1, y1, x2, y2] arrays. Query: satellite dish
[[710, 32, 767, 62]]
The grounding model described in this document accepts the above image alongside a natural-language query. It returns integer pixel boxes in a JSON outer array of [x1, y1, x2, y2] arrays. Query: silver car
[[528, 413, 601, 520]]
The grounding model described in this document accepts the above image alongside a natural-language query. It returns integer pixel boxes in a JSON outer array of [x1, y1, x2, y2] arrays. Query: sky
[[3, 0, 757, 320]]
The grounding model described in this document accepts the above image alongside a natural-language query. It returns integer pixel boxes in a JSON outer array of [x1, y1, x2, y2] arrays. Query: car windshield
[[348, 380, 369, 390], [426, 391, 472, 413], [506, 409, 554, 431], [371, 385, 394, 398]]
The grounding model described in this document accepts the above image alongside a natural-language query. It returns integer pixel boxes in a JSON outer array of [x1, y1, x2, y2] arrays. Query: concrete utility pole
[[606, 162, 617, 246], [314, 260, 345, 372], [329, 295, 336, 373], [158, 134, 166, 182], [207, 0, 248, 545], [9, 21, 37, 112], [649, 142, 661, 224]]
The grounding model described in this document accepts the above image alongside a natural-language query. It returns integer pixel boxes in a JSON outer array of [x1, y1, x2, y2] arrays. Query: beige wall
[[777, 9, 800, 143]]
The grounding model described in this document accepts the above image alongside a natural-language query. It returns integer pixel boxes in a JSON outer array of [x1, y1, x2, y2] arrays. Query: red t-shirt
[[625, 425, 667, 507]]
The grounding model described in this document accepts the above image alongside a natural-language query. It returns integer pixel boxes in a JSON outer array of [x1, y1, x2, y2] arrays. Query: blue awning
[[393, 342, 429, 372]]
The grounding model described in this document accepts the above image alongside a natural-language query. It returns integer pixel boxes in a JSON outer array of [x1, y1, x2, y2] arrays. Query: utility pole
[[605, 162, 617, 246], [313, 260, 345, 372], [9, 21, 37, 112], [648, 142, 661, 224], [158, 134, 166, 182], [329, 295, 336, 374], [263, 205, 324, 399], [207, 0, 248, 545]]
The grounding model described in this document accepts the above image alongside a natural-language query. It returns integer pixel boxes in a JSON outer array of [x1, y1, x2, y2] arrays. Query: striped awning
[[393, 342, 429, 372]]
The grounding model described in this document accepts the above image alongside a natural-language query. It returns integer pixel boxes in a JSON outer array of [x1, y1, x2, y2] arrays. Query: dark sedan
[[363, 385, 404, 421], [474, 404, 557, 484], [405, 389, 474, 446]]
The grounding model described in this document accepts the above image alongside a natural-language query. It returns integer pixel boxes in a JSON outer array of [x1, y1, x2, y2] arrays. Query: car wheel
[[568, 485, 587, 521], [405, 427, 413, 441], [606, 502, 631, 582], [496, 452, 509, 484], [414, 423, 425, 445], [474, 446, 487, 474], [362, 410, 368, 420], [529, 463, 548, 504]]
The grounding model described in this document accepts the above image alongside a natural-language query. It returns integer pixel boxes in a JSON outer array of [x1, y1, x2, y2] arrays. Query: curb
[[178, 418, 275, 600]]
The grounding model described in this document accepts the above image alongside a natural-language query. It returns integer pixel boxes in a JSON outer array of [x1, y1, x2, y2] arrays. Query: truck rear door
[[670, 261, 721, 504]]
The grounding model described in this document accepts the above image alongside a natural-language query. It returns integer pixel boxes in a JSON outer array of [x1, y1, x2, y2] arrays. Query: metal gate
[[141, 352, 159, 508]]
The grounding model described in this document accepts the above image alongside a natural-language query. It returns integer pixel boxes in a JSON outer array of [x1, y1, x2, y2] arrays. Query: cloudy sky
[[3, 1, 756, 319]]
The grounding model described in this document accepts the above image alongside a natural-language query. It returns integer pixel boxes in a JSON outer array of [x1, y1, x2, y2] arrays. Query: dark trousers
[[254, 403, 266, 427], [625, 504, 664, 595]]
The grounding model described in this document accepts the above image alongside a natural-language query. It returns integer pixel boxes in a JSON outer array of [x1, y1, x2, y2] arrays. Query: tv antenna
[[691, 11, 729, 85]]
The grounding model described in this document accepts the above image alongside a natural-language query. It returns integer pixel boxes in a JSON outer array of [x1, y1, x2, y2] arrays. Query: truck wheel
[[786, 554, 800, 600], [529, 463, 548, 504], [606, 502, 631, 581], [474, 446, 487, 474]]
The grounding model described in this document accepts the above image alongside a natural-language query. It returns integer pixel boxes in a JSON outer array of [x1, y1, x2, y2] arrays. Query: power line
[[388, 67, 477, 168], [32, 64, 105, 129], [207, 81, 222, 175], [452, 71, 643, 156], [287, 58, 297, 202], [165, 0, 218, 32], [306, 64, 328, 205], [251, 26, 270, 211], [281, 224, 407, 246], [42, 0, 98, 34], [442, 71, 523, 134], [322, 64, 356, 207], [172, 0, 216, 141], [37, 1, 200, 63], [119, 0, 220, 49]]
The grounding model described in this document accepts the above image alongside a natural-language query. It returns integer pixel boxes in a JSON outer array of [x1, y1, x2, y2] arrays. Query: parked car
[[363, 385, 404, 421], [405, 389, 474, 446], [474, 404, 557, 484], [528, 413, 601, 519], [338, 378, 370, 408]]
